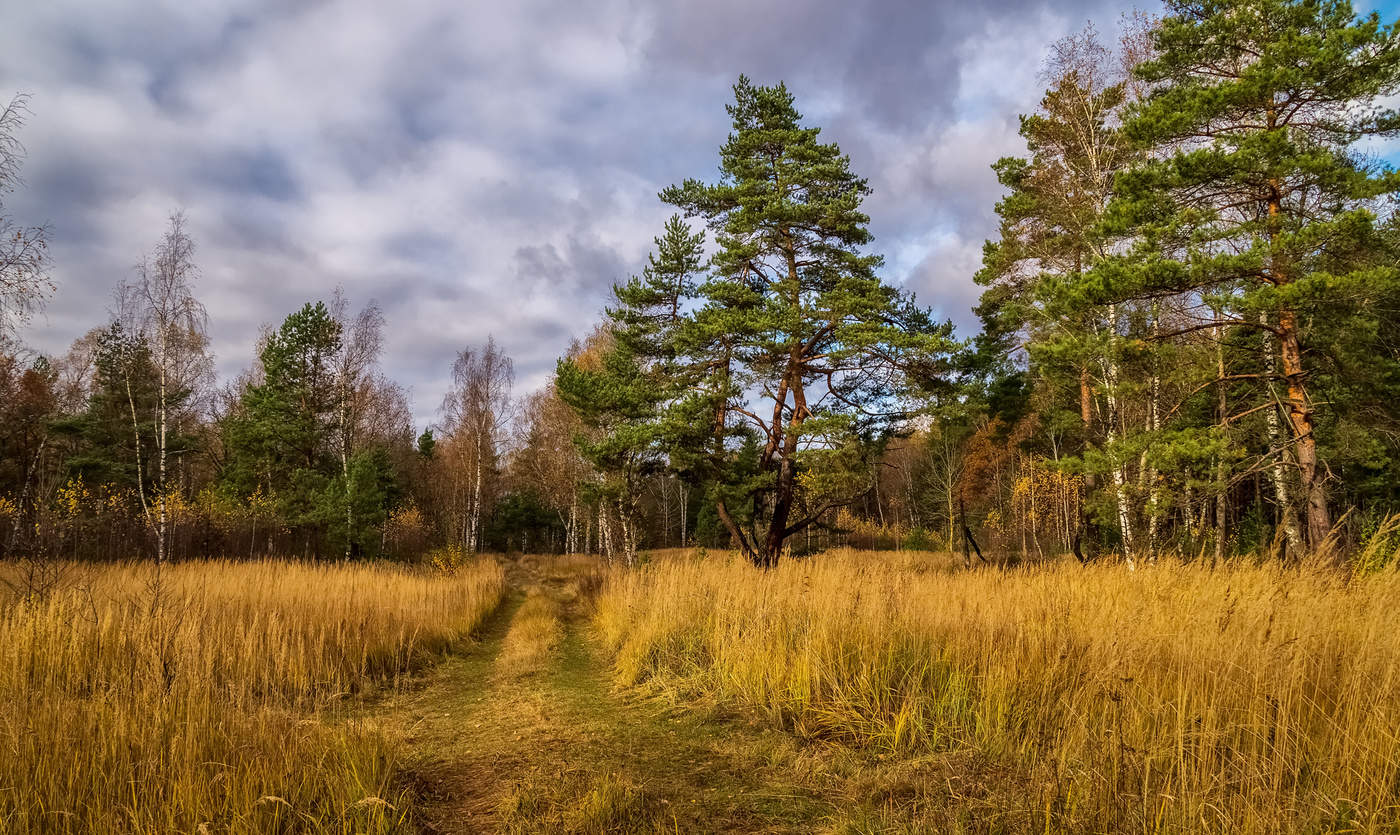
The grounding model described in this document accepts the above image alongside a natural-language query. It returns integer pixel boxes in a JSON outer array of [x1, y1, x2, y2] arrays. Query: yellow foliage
[[54, 477, 89, 519], [428, 543, 474, 574], [832, 506, 910, 545], [385, 503, 430, 556]]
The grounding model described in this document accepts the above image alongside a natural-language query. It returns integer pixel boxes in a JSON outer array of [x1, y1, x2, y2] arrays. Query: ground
[[368, 555, 1026, 834], [371, 555, 847, 834]]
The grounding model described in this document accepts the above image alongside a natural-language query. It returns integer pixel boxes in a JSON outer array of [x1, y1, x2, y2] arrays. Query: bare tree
[[54, 328, 104, 412], [329, 289, 386, 559], [510, 384, 594, 552], [440, 338, 513, 552], [120, 212, 210, 564], [0, 93, 52, 338]]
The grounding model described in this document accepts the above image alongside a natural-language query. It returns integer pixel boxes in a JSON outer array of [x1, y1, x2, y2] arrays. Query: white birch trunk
[[1102, 304, 1135, 565], [1259, 311, 1303, 554], [156, 344, 168, 565]]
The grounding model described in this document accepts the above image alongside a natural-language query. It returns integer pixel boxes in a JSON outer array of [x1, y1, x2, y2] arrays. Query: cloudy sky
[[3, 0, 1396, 424]]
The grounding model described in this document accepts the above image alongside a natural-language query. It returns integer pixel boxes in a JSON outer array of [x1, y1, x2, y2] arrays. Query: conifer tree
[[577, 76, 955, 567], [1104, 0, 1400, 548], [220, 302, 342, 555], [556, 217, 707, 563]]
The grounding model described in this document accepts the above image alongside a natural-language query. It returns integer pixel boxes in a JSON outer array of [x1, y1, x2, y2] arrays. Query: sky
[[2, 0, 1397, 425]]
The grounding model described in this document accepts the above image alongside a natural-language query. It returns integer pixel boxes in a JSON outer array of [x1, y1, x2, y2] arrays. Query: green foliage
[[319, 447, 402, 558], [486, 490, 562, 552], [1106, 0, 1400, 545], [220, 302, 344, 545], [561, 76, 956, 565], [416, 429, 436, 460], [55, 323, 169, 494]]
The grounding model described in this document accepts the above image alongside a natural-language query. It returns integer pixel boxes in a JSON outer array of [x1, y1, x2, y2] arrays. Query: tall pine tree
[[1104, 0, 1400, 549], [634, 77, 954, 566]]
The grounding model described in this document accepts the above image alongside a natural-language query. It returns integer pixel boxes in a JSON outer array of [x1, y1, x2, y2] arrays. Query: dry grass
[[498, 770, 669, 834], [498, 592, 565, 678], [0, 557, 504, 834], [596, 549, 1400, 833]]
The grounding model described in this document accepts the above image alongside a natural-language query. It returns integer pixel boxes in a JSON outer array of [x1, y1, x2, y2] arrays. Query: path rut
[[375, 559, 836, 834]]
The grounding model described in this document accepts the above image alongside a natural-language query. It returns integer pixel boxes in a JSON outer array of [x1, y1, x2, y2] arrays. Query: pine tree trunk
[[1265, 168, 1328, 550], [1278, 313, 1329, 547], [714, 498, 759, 564], [760, 354, 805, 568]]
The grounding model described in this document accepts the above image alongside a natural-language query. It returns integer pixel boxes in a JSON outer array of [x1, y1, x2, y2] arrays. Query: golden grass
[[0, 557, 504, 834], [498, 591, 565, 678], [596, 549, 1400, 833], [499, 771, 667, 835]]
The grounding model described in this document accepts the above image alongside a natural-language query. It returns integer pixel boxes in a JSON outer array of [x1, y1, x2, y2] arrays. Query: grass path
[[372, 559, 840, 834]]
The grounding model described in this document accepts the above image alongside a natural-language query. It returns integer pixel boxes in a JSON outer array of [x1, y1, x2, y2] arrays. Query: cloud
[[1, 0, 1131, 424]]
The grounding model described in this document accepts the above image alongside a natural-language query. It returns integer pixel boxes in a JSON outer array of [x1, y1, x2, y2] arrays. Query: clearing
[[369, 555, 950, 834]]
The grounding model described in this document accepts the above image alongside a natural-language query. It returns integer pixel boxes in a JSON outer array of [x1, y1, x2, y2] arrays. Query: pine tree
[[1104, 0, 1400, 549], [57, 323, 160, 495], [654, 76, 954, 566], [220, 302, 342, 556]]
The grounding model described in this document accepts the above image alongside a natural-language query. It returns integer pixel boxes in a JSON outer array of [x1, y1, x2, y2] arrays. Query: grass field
[[6, 547, 1399, 834], [597, 548, 1400, 833], [0, 557, 504, 834]]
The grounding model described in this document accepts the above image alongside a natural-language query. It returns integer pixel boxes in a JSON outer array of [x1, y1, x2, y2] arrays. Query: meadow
[[597, 547, 1400, 833], [0, 558, 504, 834], [5, 545, 1400, 834]]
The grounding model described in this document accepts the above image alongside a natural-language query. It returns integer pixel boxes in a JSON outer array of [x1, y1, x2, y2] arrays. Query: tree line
[[3, 0, 1400, 567]]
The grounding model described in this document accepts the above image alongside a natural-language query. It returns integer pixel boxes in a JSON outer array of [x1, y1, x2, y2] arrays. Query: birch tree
[[0, 93, 51, 340], [329, 290, 385, 559], [976, 25, 1147, 559], [120, 213, 209, 564], [440, 338, 513, 552]]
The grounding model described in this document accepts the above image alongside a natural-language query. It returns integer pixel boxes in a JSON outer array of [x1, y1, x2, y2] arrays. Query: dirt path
[[374, 559, 838, 834]]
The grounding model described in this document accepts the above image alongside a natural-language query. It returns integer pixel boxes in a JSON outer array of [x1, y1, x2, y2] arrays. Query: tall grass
[[597, 549, 1400, 833], [0, 558, 504, 834], [498, 592, 565, 678]]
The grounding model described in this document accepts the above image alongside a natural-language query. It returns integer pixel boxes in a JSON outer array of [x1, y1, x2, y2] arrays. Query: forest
[[4, 1, 1400, 832], [3, 4, 1400, 572]]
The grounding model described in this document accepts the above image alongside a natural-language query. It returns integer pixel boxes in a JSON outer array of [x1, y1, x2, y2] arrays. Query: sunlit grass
[[597, 548, 1400, 833], [0, 557, 504, 834], [498, 592, 564, 678]]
